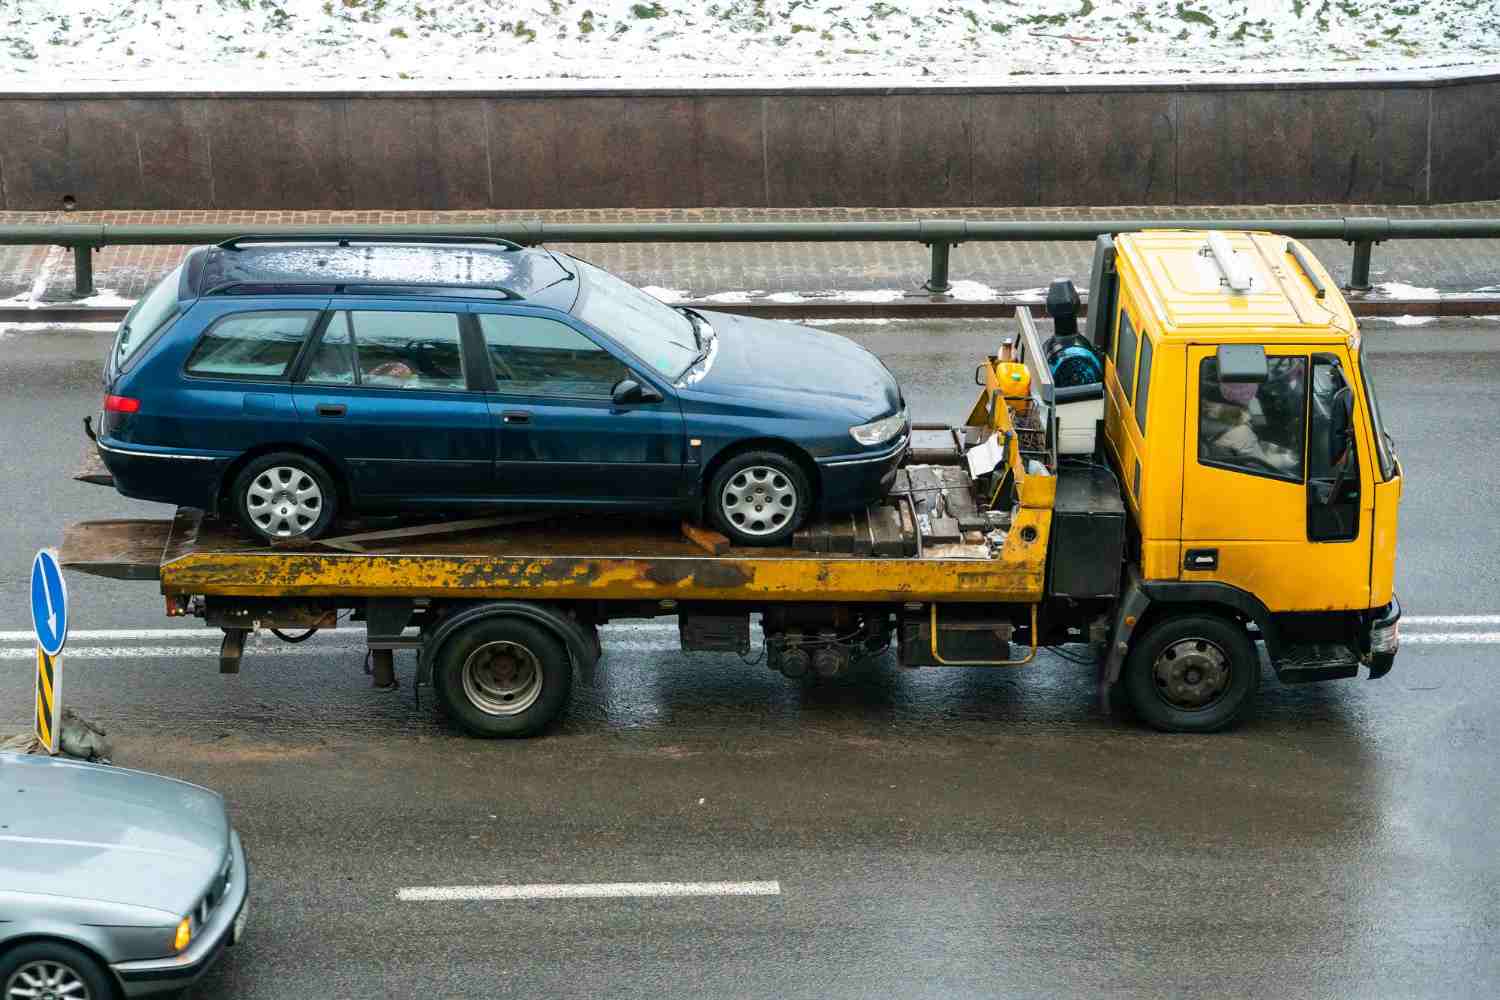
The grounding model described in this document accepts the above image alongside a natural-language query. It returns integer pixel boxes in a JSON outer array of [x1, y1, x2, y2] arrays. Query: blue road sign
[[30, 549, 68, 657]]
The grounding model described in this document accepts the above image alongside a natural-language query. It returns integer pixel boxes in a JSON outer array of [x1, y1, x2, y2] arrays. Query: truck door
[[1181, 345, 1373, 611]]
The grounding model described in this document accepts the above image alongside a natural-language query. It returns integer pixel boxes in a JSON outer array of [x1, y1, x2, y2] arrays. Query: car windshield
[[568, 256, 699, 378], [113, 263, 183, 369]]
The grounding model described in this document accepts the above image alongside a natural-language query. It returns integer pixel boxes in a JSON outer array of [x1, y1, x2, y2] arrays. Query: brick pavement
[[2, 202, 1499, 305]]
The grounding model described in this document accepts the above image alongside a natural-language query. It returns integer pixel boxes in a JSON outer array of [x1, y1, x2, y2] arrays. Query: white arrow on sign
[[42, 571, 57, 642]]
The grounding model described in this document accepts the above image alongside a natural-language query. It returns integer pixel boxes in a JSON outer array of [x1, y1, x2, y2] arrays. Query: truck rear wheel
[[431, 617, 573, 738], [1122, 614, 1260, 733]]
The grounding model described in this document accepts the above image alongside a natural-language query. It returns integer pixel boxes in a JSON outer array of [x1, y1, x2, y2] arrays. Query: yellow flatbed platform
[[61, 502, 1053, 605]]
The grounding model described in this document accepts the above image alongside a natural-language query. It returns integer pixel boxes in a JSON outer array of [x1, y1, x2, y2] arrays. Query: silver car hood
[[0, 753, 229, 917]]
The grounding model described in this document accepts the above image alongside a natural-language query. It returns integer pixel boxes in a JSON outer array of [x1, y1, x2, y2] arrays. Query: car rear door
[[473, 308, 686, 503], [292, 301, 491, 503]]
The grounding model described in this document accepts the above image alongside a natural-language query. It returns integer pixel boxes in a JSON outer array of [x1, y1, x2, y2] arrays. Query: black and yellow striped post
[[35, 645, 61, 754]]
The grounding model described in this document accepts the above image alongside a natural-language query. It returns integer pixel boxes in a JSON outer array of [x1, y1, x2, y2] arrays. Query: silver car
[[0, 752, 248, 998]]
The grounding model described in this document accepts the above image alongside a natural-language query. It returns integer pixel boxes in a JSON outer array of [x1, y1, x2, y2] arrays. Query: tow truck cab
[[1087, 230, 1402, 692]]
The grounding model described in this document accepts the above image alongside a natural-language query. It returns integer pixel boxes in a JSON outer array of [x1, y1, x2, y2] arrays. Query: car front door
[[474, 309, 686, 504], [292, 304, 491, 503]]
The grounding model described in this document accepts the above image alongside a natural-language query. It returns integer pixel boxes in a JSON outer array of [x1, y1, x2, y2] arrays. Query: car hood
[[0, 753, 229, 918], [690, 311, 901, 420]]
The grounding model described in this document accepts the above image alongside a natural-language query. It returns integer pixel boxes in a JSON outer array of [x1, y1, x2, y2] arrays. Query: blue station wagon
[[92, 236, 909, 546]]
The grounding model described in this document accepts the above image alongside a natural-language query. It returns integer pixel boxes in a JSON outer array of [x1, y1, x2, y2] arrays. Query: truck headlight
[[850, 410, 906, 447]]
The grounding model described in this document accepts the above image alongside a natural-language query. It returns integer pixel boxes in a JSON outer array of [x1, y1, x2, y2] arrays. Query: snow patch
[[4, 1, 1495, 88], [640, 286, 688, 304], [1374, 281, 1441, 300]]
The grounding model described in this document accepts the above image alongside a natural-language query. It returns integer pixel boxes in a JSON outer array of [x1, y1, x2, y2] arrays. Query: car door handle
[[316, 404, 347, 418], [502, 411, 531, 425]]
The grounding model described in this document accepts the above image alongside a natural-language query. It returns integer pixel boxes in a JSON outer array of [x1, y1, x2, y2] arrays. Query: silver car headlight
[[850, 409, 907, 447]]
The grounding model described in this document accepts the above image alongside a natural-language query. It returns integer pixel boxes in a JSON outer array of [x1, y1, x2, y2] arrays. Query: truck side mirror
[[1328, 386, 1355, 466], [1215, 344, 1268, 383]]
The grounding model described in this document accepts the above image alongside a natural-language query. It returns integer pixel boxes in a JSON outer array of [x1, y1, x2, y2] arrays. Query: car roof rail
[[215, 233, 526, 252], [202, 278, 524, 299]]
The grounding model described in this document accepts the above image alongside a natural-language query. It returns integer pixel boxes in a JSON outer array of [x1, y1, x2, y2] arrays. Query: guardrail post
[[71, 245, 94, 298], [1341, 216, 1389, 293], [1348, 240, 1374, 292], [918, 220, 967, 294], [925, 241, 953, 293]]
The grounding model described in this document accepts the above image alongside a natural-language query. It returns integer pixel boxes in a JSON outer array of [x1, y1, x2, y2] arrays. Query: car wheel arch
[[699, 437, 821, 510], [217, 442, 351, 515], [0, 931, 120, 991]]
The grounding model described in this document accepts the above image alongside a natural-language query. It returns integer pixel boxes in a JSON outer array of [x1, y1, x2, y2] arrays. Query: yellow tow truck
[[63, 230, 1402, 736]]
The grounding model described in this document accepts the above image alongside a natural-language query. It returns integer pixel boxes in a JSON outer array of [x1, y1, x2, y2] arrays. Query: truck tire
[[1122, 614, 1260, 733], [0, 941, 113, 1000], [430, 617, 573, 738]]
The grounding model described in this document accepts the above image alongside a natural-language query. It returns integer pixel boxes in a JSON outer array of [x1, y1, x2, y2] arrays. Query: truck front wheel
[[1122, 614, 1260, 733], [431, 617, 573, 738]]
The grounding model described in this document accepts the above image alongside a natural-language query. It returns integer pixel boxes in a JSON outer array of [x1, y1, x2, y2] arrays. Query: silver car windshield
[[568, 256, 698, 379]]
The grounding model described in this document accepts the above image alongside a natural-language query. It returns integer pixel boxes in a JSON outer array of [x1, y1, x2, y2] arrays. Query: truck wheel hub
[[1153, 638, 1230, 709]]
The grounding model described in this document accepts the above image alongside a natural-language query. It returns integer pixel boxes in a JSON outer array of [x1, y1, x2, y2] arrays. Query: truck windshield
[[112, 263, 183, 370], [568, 256, 698, 379], [1358, 343, 1397, 480]]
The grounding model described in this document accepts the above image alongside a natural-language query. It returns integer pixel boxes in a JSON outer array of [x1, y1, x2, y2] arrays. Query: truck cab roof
[[1115, 230, 1355, 343]]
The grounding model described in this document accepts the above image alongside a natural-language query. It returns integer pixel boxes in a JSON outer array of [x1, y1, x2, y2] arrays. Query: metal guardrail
[[2, 216, 1499, 298]]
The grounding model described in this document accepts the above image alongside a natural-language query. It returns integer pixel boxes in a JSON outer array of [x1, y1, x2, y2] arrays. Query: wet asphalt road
[[2, 318, 1499, 998]]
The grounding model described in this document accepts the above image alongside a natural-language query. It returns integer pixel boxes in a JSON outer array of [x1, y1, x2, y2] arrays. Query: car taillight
[[104, 394, 140, 413]]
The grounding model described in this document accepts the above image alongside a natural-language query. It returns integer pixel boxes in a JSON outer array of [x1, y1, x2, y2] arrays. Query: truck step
[[1273, 642, 1361, 684]]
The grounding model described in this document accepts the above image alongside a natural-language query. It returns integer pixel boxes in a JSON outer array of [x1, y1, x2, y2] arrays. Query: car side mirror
[[1216, 344, 1268, 383], [612, 378, 662, 405]]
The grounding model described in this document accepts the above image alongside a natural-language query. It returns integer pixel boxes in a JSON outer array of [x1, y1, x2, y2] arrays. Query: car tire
[[0, 941, 114, 1000], [431, 617, 573, 738], [232, 452, 339, 543], [1122, 614, 1261, 733], [707, 449, 810, 547]]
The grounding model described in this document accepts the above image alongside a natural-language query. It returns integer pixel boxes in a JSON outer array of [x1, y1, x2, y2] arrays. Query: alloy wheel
[[720, 465, 799, 538]]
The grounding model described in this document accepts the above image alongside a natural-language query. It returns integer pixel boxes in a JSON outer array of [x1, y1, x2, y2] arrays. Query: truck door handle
[[316, 404, 347, 417], [502, 411, 531, 424], [1184, 548, 1218, 571]]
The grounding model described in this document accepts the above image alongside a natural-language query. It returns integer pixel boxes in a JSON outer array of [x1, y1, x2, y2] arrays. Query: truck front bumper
[[1367, 595, 1401, 679]]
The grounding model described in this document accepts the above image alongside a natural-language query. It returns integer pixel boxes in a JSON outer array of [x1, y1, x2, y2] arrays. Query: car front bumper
[[815, 433, 908, 512], [111, 831, 249, 997]]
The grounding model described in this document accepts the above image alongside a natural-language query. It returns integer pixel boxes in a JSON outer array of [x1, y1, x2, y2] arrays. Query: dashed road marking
[[397, 880, 781, 902]]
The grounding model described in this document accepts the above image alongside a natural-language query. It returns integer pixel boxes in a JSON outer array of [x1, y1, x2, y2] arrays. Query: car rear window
[[113, 264, 183, 369], [185, 310, 319, 379]]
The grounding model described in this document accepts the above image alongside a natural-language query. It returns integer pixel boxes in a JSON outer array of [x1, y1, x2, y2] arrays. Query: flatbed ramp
[[61, 503, 1053, 604]]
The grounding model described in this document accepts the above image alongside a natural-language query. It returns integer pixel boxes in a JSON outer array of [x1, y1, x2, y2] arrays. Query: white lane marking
[[0, 644, 364, 660], [1400, 632, 1500, 644], [0, 623, 682, 643], [1402, 615, 1500, 626], [397, 881, 781, 902]]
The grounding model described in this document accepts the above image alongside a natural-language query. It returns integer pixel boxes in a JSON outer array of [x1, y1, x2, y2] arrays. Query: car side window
[[479, 314, 630, 400], [185, 310, 318, 380], [1198, 355, 1307, 482], [303, 312, 356, 385], [302, 311, 466, 390]]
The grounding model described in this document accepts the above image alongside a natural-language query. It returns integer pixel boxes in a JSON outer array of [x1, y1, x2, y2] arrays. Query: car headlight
[[174, 916, 193, 952], [850, 409, 907, 447]]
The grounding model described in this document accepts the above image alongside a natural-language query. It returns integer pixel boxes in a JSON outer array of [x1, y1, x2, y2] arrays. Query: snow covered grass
[[0, 1, 1496, 89]]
